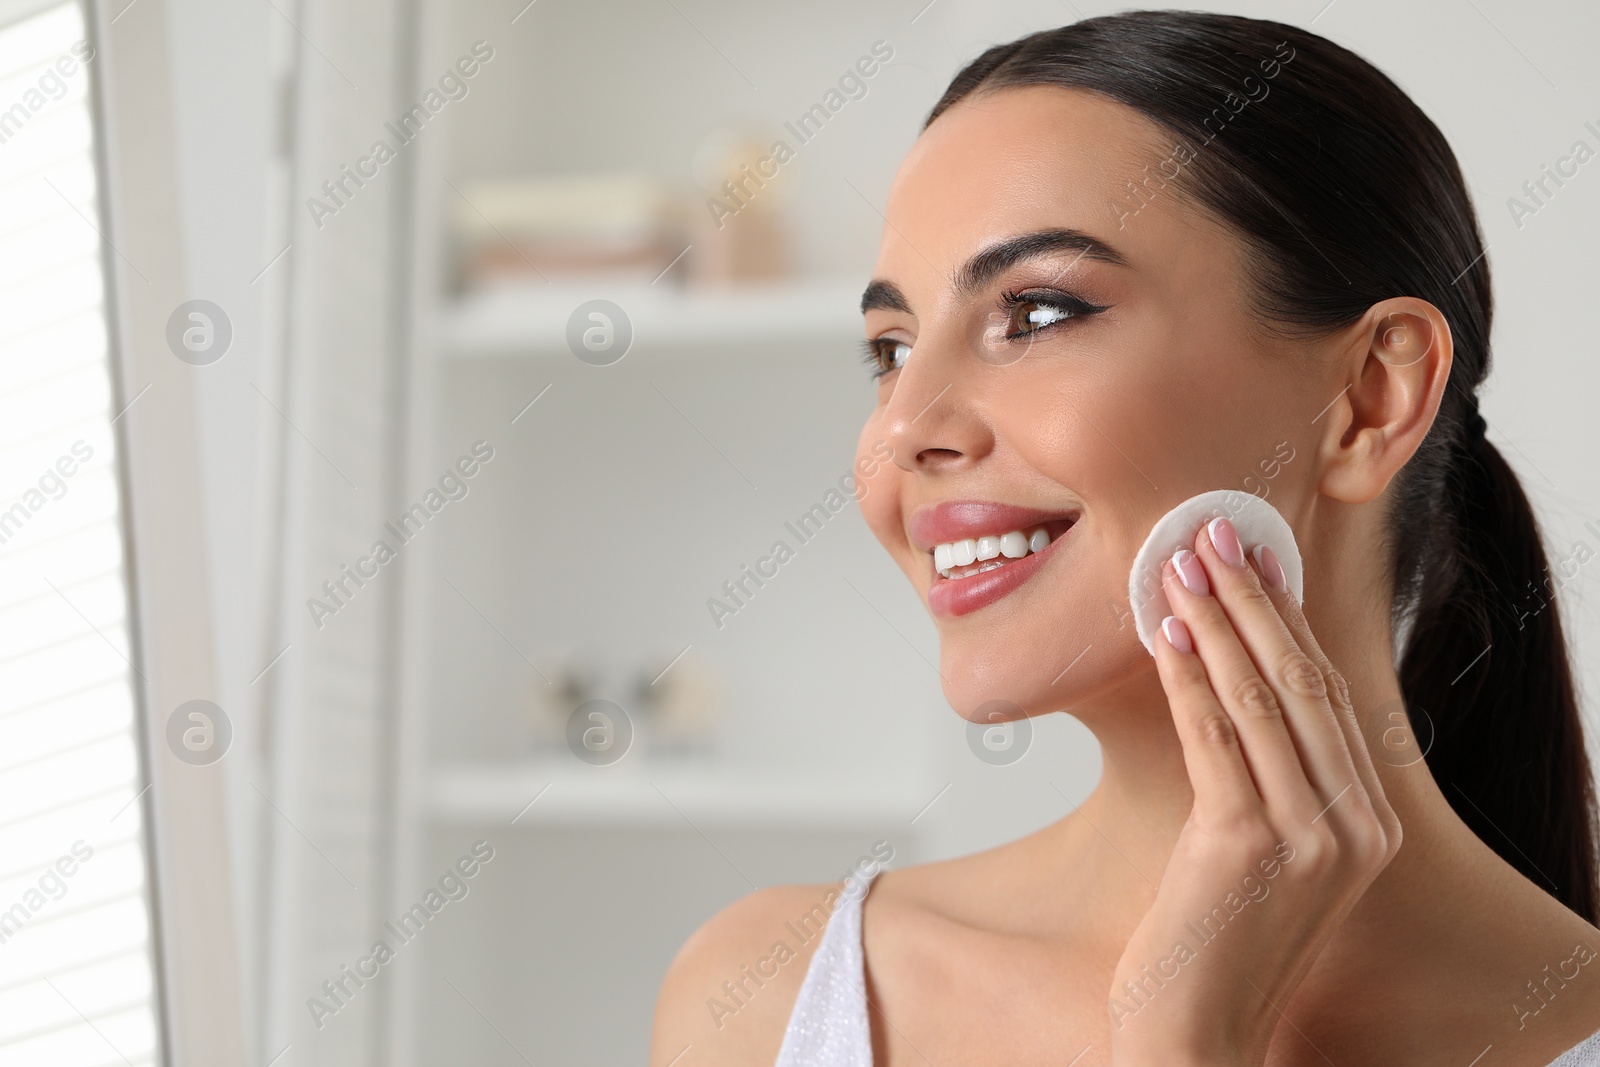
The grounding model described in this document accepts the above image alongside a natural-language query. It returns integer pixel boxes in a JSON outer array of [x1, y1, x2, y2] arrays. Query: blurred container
[[523, 648, 597, 753], [688, 131, 793, 288], [452, 172, 691, 290], [632, 647, 728, 755]]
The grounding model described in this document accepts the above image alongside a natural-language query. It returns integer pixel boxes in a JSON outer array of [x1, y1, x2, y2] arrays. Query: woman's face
[[855, 85, 1322, 724]]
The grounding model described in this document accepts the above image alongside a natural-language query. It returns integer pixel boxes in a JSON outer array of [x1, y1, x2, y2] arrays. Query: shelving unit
[[431, 761, 931, 828], [378, 6, 949, 1065], [419, 271, 908, 842], [440, 276, 866, 358]]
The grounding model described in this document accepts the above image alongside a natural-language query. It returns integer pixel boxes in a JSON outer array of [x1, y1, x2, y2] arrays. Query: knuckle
[[1235, 820, 1280, 859], [1383, 810, 1405, 859], [1355, 797, 1405, 871], [1234, 577, 1274, 611], [1344, 806, 1390, 868], [1278, 652, 1327, 700], [1294, 828, 1340, 877], [1231, 676, 1281, 720], [1162, 660, 1216, 705], [1195, 710, 1239, 748], [1326, 668, 1352, 710], [1203, 810, 1275, 857]]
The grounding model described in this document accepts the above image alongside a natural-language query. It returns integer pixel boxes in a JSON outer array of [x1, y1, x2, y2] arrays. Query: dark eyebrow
[[859, 228, 1127, 317], [956, 228, 1127, 298], [860, 279, 911, 316]]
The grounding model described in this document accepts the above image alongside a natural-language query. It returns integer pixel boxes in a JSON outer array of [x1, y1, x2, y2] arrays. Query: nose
[[880, 336, 993, 475]]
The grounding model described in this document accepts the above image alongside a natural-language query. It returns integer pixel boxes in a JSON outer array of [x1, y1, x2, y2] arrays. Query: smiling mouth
[[931, 517, 1078, 580]]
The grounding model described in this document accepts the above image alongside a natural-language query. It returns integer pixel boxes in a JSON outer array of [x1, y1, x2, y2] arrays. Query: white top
[[773, 869, 1600, 1066], [772, 871, 878, 1067]]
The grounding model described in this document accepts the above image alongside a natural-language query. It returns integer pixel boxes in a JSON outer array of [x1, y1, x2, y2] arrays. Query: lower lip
[[927, 523, 1075, 618]]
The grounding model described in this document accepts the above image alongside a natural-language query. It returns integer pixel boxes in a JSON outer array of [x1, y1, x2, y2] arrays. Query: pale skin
[[651, 85, 1600, 1066]]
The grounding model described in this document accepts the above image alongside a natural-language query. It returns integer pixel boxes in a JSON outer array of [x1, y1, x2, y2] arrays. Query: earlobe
[[1316, 300, 1453, 506]]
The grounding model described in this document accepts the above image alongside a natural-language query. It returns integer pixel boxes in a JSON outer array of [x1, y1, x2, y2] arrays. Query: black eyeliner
[[997, 287, 1109, 341]]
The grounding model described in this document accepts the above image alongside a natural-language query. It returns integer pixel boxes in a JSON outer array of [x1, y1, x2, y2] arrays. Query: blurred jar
[[689, 130, 793, 287]]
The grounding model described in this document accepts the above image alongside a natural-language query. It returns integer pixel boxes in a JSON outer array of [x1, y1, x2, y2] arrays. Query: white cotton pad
[[1128, 489, 1303, 657]]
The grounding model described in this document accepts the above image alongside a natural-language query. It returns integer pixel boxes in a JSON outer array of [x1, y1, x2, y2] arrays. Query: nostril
[[915, 447, 964, 468]]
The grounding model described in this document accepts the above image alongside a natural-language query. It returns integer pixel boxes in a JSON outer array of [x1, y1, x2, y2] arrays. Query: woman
[[652, 11, 1600, 1065]]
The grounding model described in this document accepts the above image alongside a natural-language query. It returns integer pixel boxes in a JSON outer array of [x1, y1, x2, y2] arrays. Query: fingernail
[[1161, 615, 1192, 653], [1171, 549, 1210, 596], [1207, 517, 1245, 567], [1253, 543, 1288, 593]]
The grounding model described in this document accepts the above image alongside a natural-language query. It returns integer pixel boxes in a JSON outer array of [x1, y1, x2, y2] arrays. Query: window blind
[[0, 3, 163, 1064]]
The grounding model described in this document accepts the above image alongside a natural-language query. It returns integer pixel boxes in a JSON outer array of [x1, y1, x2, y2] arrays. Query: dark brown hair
[[926, 10, 1598, 920]]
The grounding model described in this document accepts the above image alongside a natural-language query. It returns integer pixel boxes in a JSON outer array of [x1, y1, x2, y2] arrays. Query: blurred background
[[1, 0, 1599, 1064]]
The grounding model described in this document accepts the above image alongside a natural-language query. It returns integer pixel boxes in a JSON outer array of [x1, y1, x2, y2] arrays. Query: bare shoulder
[[1397, 847, 1600, 1067], [650, 881, 852, 1067], [1494, 902, 1600, 1065]]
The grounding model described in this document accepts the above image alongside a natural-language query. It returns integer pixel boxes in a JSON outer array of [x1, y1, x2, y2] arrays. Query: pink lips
[[909, 500, 1080, 618]]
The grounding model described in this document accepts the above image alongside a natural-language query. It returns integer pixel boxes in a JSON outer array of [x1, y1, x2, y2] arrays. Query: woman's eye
[[1009, 298, 1074, 336], [862, 338, 911, 380], [999, 288, 1108, 341]]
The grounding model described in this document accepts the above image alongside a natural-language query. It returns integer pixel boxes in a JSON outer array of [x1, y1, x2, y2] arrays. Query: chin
[[935, 608, 1152, 726]]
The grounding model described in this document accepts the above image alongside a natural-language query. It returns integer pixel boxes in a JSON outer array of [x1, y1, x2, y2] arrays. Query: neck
[[1051, 579, 1488, 961]]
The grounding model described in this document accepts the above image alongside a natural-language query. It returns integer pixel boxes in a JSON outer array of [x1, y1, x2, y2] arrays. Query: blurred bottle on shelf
[[523, 648, 596, 754], [523, 646, 727, 762], [689, 129, 793, 288], [631, 646, 728, 757]]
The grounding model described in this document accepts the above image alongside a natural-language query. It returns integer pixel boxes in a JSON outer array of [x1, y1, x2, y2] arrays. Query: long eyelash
[[860, 337, 896, 380], [997, 287, 1110, 324]]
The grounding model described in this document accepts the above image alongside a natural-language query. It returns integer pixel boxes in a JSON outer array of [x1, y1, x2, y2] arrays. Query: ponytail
[[1397, 420, 1599, 922]]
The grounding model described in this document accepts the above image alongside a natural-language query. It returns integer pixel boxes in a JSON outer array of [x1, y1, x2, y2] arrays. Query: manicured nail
[[1207, 517, 1245, 567], [1161, 615, 1192, 653], [1253, 543, 1288, 593], [1171, 549, 1210, 596]]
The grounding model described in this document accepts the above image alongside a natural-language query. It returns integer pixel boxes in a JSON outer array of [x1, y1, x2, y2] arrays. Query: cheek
[[859, 480, 898, 549], [1004, 318, 1218, 513], [1000, 357, 1161, 521], [854, 422, 902, 546]]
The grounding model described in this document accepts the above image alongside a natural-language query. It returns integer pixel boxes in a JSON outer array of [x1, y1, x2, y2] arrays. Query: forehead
[[877, 84, 1214, 284]]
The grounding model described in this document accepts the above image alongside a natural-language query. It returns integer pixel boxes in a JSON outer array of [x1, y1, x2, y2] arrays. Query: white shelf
[[440, 276, 865, 357], [429, 762, 929, 828]]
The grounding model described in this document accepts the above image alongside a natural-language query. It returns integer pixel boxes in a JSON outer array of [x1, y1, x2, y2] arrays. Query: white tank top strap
[[772, 868, 879, 1067], [1548, 1025, 1600, 1067]]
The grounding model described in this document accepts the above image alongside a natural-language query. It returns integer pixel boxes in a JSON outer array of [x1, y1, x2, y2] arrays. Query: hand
[[1108, 515, 1402, 1067]]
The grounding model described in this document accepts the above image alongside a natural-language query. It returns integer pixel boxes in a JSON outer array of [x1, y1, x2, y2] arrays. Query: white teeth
[[934, 524, 1064, 580]]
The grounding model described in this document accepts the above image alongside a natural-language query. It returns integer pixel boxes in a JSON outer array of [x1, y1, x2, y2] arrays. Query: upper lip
[[908, 500, 1081, 552]]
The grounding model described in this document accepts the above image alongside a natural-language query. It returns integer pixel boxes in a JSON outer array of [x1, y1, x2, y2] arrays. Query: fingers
[[1244, 542, 1402, 859], [1150, 588, 1263, 823], [1160, 537, 1331, 826], [1149, 512, 1400, 958], [1182, 516, 1394, 870]]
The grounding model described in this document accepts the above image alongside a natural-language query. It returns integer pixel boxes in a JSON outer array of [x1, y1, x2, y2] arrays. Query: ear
[[1316, 297, 1453, 506]]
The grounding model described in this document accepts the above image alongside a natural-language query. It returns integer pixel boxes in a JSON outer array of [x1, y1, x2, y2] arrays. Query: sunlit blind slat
[[0, 4, 162, 1065]]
